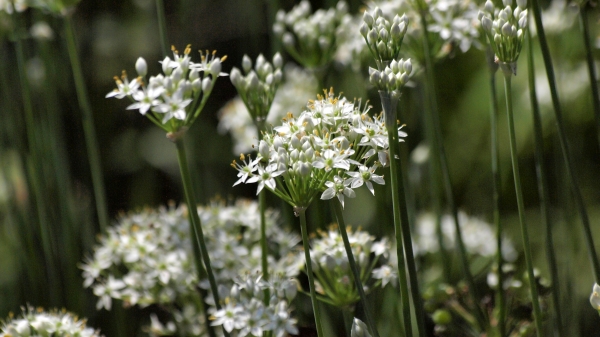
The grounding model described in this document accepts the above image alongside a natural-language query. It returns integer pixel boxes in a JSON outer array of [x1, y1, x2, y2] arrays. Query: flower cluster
[[232, 89, 407, 211], [218, 65, 318, 154], [479, 0, 528, 74], [230, 53, 283, 125], [297, 226, 394, 307], [360, 6, 409, 68], [210, 273, 298, 337], [81, 200, 299, 335], [591, 283, 600, 313], [0, 306, 100, 337], [368, 58, 413, 92], [412, 211, 518, 261], [106, 45, 226, 138], [273, 0, 349, 68]]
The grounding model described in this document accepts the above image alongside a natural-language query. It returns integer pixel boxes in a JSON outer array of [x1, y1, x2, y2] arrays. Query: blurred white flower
[[0, 306, 100, 337]]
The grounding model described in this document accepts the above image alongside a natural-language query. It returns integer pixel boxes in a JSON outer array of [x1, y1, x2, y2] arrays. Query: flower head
[[0, 306, 100, 337]]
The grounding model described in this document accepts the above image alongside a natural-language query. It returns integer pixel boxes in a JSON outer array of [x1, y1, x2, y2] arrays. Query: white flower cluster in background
[[210, 273, 298, 337], [0, 306, 100, 337], [273, 0, 349, 68], [218, 65, 318, 154], [106, 45, 226, 135], [298, 226, 394, 307], [81, 200, 299, 336], [412, 211, 518, 261], [232, 89, 407, 210]]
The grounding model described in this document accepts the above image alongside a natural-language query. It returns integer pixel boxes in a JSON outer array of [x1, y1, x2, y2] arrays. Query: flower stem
[[502, 72, 543, 335], [526, 29, 564, 337], [155, 0, 169, 57], [175, 139, 228, 336], [530, 0, 600, 283], [342, 306, 353, 337], [485, 47, 506, 337], [64, 14, 109, 232], [331, 199, 380, 337], [417, 9, 486, 330], [380, 91, 421, 337], [299, 209, 325, 337], [578, 4, 600, 148]]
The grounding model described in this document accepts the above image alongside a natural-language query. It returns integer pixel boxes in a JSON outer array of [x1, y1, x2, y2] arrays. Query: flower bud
[[494, 33, 502, 44], [135, 57, 147, 77], [210, 60, 222, 77], [297, 161, 311, 176], [319, 36, 330, 51], [192, 78, 202, 91], [282, 32, 295, 48], [367, 29, 378, 44], [351, 318, 372, 337], [266, 73, 274, 85], [273, 69, 283, 83], [359, 22, 369, 38], [518, 16, 527, 29], [256, 54, 266, 71], [230, 67, 243, 87], [516, 0, 527, 9], [162, 56, 172, 75], [290, 135, 301, 149], [379, 28, 389, 42], [273, 52, 283, 69], [374, 6, 383, 18], [247, 71, 259, 90], [202, 77, 212, 92], [590, 283, 600, 310], [501, 22, 513, 36], [259, 140, 270, 159], [242, 55, 252, 73], [390, 23, 401, 40], [172, 67, 183, 82], [363, 11, 374, 27], [403, 59, 412, 74], [485, 0, 494, 13], [189, 68, 200, 81]]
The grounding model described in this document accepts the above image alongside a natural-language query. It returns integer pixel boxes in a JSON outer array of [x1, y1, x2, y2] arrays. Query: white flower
[[211, 301, 248, 332], [105, 72, 140, 99], [590, 283, 600, 310], [372, 265, 397, 287], [127, 86, 163, 115], [321, 175, 356, 207], [246, 165, 284, 194], [153, 89, 193, 123], [345, 165, 385, 195], [0, 306, 100, 337]]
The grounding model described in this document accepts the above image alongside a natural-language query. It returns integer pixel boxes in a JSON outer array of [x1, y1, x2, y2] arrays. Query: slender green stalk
[[175, 139, 229, 337], [64, 15, 109, 232], [155, 0, 169, 57], [526, 29, 564, 337], [578, 4, 600, 148], [417, 9, 486, 330], [331, 199, 379, 337], [342, 306, 353, 337], [380, 91, 421, 337], [530, 0, 600, 283], [299, 209, 325, 337], [485, 47, 506, 337], [502, 72, 543, 335]]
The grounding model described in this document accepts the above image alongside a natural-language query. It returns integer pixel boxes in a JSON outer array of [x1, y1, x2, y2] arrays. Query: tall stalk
[[526, 28, 564, 336], [155, 0, 169, 57], [331, 199, 379, 337], [380, 91, 422, 337], [485, 47, 506, 337], [64, 15, 109, 232], [417, 9, 486, 329], [175, 139, 229, 337], [501, 71, 543, 335], [530, 0, 600, 283], [578, 4, 600, 148], [299, 209, 325, 337]]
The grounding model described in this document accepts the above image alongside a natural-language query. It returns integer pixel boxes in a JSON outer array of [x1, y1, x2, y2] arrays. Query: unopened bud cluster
[[230, 53, 283, 123], [273, 0, 348, 68], [360, 7, 409, 69], [479, 0, 528, 73], [369, 58, 412, 92], [106, 45, 226, 137]]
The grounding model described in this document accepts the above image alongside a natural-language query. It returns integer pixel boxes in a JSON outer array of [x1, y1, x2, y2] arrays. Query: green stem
[[418, 9, 486, 330], [155, 0, 169, 57], [64, 15, 109, 232], [331, 199, 380, 337], [380, 91, 421, 337], [526, 29, 564, 337], [175, 139, 229, 337], [299, 209, 325, 337], [15, 26, 60, 305], [578, 4, 600, 148], [530, 0, 600, 283], [342, 306, 354, 337], [502, 72, 543, 335], [486, 47, 506, 337]]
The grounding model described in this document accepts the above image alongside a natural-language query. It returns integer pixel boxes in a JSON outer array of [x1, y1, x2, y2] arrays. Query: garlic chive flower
[[106, 45, 227, 140], [81, 200, 299, 336], [0, 305, 100, 337], [360, 6, 409, 69], [351, 318, 373, 337], [478, 0, 528, 75], [590, 283, 600, 313], [296, 226, 392, 307], [230, 53, 283, 126], [369, 58, 413, 92], [273, 0, 349, 68], [210, 273, 299, 336], [232, 90, 407, 212]]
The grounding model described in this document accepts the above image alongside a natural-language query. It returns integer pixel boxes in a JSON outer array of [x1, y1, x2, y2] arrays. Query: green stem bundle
[[155, 0, 169, 57], [64, 15, 109, 232], [501, 71, 543, 335], [380, 91, 422, 337], [299, 209, 325, 337], [578, 4, 600, 148], [530, 0, 600, 283], [331, 199, 379, 337], [526, 28, 564, 336]]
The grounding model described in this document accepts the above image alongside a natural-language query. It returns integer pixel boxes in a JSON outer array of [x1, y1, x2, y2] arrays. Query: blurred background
[[1, 0, 600, 335]]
